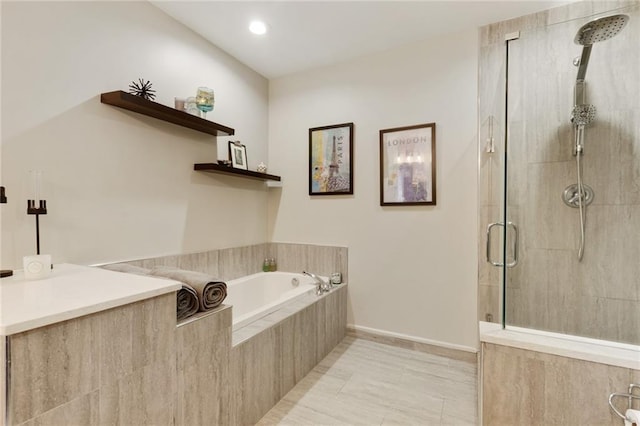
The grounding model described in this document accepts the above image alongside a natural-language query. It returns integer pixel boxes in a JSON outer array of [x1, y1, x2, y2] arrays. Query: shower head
[[571, 104, 596, 126], [575, 14, 629, 45], [573, 14, 629, 84]]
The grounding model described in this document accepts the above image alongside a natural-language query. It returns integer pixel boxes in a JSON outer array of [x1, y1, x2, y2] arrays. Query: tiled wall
[[124, 242, 348, 283], [478, 0, 640, 345], [482, 343, 640, 425]]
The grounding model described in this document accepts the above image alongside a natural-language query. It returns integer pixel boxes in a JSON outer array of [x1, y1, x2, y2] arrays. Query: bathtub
[[225, 271, 318, 330]]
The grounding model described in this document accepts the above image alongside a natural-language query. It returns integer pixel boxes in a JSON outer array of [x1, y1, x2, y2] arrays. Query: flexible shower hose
[[576, 125, 586, 261]]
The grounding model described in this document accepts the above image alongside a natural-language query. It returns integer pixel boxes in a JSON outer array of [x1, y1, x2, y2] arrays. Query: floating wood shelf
[[100, 90, 235, 137], [194, 163, 281, 182]]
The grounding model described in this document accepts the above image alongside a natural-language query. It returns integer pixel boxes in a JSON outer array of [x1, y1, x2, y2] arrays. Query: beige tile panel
[[218, 244, 268, 280], [110, 242, 347, 283], [288, 304, 320, 388], [176, 310, 232, 426], [525, 161, 578, 250], [590, 297, 640, 345], [270, 243, 348, 283], [581, 205, 640, 302], [269, 242, 310, 274], [482, 342, 638, 426], [506, 248, 581, 331], [98, 293, 176, 386], [98, 357, 176, 426], [8, 314, 100, 424], [230, 327, 279, 426], [478, 284, 500, 323], [16, 392, 100, 426], [177, 250, 219, 276], [230, 284, 346, 425]]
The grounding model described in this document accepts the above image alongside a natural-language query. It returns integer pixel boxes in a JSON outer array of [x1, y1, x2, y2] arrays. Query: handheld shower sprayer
[[571, 104, 596, 127], [571, 104, 596, 155]]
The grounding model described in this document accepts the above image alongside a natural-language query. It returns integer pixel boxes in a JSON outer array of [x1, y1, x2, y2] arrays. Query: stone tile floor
[[257, 336, 478, 425]]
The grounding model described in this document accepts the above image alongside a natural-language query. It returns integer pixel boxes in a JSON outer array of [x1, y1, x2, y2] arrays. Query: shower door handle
[[486, 222, 519, 268], [486, 222, 504, 266], [506, 222, 519, 267]]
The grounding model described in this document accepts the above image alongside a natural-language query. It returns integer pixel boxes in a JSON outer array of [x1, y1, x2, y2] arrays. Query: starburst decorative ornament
[[128, 78, 156, 101]]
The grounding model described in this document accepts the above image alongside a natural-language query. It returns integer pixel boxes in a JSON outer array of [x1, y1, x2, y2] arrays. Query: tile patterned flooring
[[257, 336, 478, 425]]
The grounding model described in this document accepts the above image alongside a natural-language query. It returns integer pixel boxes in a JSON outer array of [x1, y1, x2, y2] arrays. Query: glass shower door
[[500, 4, 640, 345]]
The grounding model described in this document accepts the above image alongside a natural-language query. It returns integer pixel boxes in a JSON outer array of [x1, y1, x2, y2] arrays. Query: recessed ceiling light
[[249, 20, 267, 35]]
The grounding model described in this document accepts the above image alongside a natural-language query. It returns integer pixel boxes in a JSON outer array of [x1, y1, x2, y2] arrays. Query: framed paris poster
[[308, 122, 354, 195]]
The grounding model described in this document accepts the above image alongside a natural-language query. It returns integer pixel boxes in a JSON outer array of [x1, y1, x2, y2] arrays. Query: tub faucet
[[303, 271, 331, 295]]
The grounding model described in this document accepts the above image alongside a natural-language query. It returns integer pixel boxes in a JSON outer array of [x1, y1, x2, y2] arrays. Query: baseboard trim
[[347, 324, 478, 364]]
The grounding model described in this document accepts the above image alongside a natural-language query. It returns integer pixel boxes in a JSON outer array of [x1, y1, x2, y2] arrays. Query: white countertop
[[0, 264, 181, 336]]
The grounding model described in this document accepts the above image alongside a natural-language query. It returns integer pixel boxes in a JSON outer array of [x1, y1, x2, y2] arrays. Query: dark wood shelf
[[194, 163, 281, 182], [100, 90, 234, 137]]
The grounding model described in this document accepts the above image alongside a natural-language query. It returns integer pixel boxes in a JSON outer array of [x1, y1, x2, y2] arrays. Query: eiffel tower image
[[327, 135, 349, 192], [329, 135, 339, 178]]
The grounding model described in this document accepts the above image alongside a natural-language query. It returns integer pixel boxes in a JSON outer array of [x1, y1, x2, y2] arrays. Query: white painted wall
[[268, 30, 479, 349], [1, 1, 479, 349], [1, 2, 269, 268]]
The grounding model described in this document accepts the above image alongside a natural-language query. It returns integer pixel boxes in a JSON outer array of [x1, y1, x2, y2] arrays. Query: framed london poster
[[309, 122, 354, 195], [379, 123, 436, 206]]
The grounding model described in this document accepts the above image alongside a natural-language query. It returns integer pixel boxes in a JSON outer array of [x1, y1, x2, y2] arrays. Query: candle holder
[[1, 186, 13, 278], [27, 199, 47, 255]]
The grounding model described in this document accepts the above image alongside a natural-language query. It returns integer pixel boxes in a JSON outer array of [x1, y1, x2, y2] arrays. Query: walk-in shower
[[479, 2, 639, 346], [478, 4, 639, 423], [563, 14, 629, 260]]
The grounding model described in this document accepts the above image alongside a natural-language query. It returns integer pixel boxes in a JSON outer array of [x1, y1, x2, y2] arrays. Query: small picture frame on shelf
[[228, 141, 248, 170]]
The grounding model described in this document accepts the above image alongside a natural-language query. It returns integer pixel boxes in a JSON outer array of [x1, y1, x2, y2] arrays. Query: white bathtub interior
[[225, 272, 318, 330]]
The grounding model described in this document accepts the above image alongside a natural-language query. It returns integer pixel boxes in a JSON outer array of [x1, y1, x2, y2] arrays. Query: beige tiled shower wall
[[124, 242, 348, 283], [478, 0, 640, 345]]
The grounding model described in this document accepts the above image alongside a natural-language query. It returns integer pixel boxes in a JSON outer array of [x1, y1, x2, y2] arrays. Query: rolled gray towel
[[101, 263, 200, 321], [176, 284, 199, 321], [150, 266, 227, 311]]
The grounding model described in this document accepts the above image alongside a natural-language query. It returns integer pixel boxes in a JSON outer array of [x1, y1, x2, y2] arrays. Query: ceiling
[[152, 1, 571, 79]]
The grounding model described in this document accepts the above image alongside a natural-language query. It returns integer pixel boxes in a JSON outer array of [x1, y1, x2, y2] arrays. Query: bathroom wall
[[478, 0, 640, 345], [268, 30, 479, 350], [0, 1, 269, 269]]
